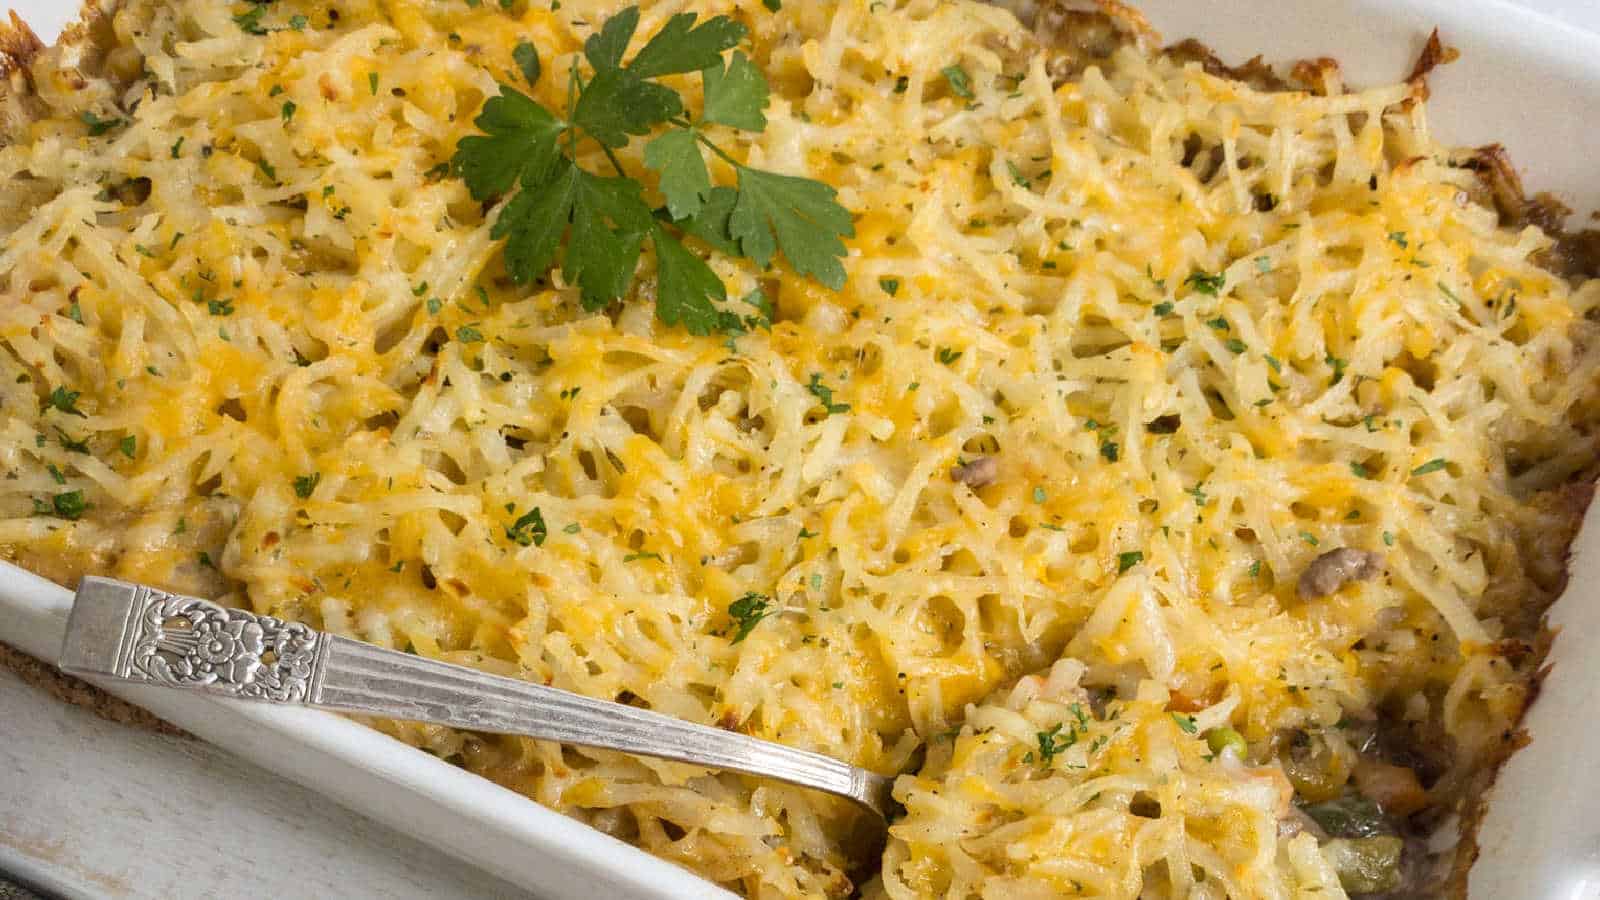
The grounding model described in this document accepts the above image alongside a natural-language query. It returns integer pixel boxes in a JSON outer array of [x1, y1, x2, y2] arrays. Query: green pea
[[1204, 726, 1247, 757]]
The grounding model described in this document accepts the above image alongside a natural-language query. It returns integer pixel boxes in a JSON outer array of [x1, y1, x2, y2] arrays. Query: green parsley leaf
[[762, 0, 781, 9], [1383, 531, 1396, 547], [627, 11, 746, 78], [1117, 550, 1143, 573], [1388, 231, 1408, 249], [653, 224, 738, 335], [281, 100, 297, 123], [573, 67, 682, 147], [643, 129, 712, 220], [677, 185, 742, 255], [583, 6, 639, 70], [566, 172, 654, 306], [941, 65, 973, 99], [288, 14, 308, 30], [1172, 713, 1198, 734], [728, 591, 773, 642], [52, 490, 87, 520], [293, 472, 321, 499], [56, 429, 89, 454], [506, 506, 548, 546], [1350, 462, 1371, 479], [1100, 440, 1119, 462], [879, 277, 900, 296], [118, 435, 137, 458], [701, 51, 769, 131], [453, 6, 848, 336], [80, 111, 124, 136], [453, 86, 566, 200], [513, 41, 541, 85], [806, 373, 850, 415], [729, 166, 853, 290], [1036, 723, 1075, 764], [456, 325, 486, 343], [936, 347, 962, 365], [496, 162, 652, 308], [47, 386, 84, 417], [1184, 269, 1225, 295], [1411, 458, 1448, 476], [234, 5, 269, 34], [741, 287, 774, 321], [1152, 301, 1174, 316]]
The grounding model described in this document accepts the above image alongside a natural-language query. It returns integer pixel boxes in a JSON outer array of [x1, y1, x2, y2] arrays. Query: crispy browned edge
[[0, 640, 189, 735], [0, 1, 1596, 893]]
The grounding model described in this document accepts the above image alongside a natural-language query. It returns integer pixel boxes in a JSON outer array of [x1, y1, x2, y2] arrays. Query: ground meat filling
[[949, 456, 999, 488], [1297, 548, 1385, 599]]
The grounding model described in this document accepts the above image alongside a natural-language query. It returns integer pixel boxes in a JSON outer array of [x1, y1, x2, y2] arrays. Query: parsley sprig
[[451, 7, 853, 336]]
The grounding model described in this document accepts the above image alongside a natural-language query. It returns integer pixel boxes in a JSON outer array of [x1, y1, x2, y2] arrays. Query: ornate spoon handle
[[58, 576, 895, 820]]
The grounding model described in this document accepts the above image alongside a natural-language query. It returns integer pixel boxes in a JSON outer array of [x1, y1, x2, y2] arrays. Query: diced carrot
[[1354, 760, 1427, 817]]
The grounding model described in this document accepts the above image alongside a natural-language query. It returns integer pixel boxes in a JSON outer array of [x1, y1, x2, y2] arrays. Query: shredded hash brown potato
[[2, 0, 1598, 896]]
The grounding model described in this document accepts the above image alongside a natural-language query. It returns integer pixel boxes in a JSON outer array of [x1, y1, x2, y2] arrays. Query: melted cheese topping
[[3, 1, 1598, 897]]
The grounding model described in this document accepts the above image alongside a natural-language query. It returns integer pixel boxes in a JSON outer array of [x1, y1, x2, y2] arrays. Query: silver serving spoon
[[58, 576, 898, 821]]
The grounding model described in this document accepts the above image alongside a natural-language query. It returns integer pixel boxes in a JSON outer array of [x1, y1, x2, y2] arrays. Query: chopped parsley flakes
[[728, 591, 774, 643], [505, 506, 548, 546]]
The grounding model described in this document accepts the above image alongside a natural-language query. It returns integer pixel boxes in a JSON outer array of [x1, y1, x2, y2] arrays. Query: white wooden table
[[0, 667, 525, 899], [3, 1, 1597, 897]]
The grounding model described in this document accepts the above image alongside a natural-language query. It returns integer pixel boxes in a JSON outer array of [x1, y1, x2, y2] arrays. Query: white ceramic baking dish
[[2, 1, 1598, 897]]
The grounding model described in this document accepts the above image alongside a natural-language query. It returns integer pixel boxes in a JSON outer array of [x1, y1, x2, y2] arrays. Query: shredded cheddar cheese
[[2, 1, 1597, 897]]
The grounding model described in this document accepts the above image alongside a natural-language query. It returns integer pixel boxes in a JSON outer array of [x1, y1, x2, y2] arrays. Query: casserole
[[2, 0, 1599, 897]]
